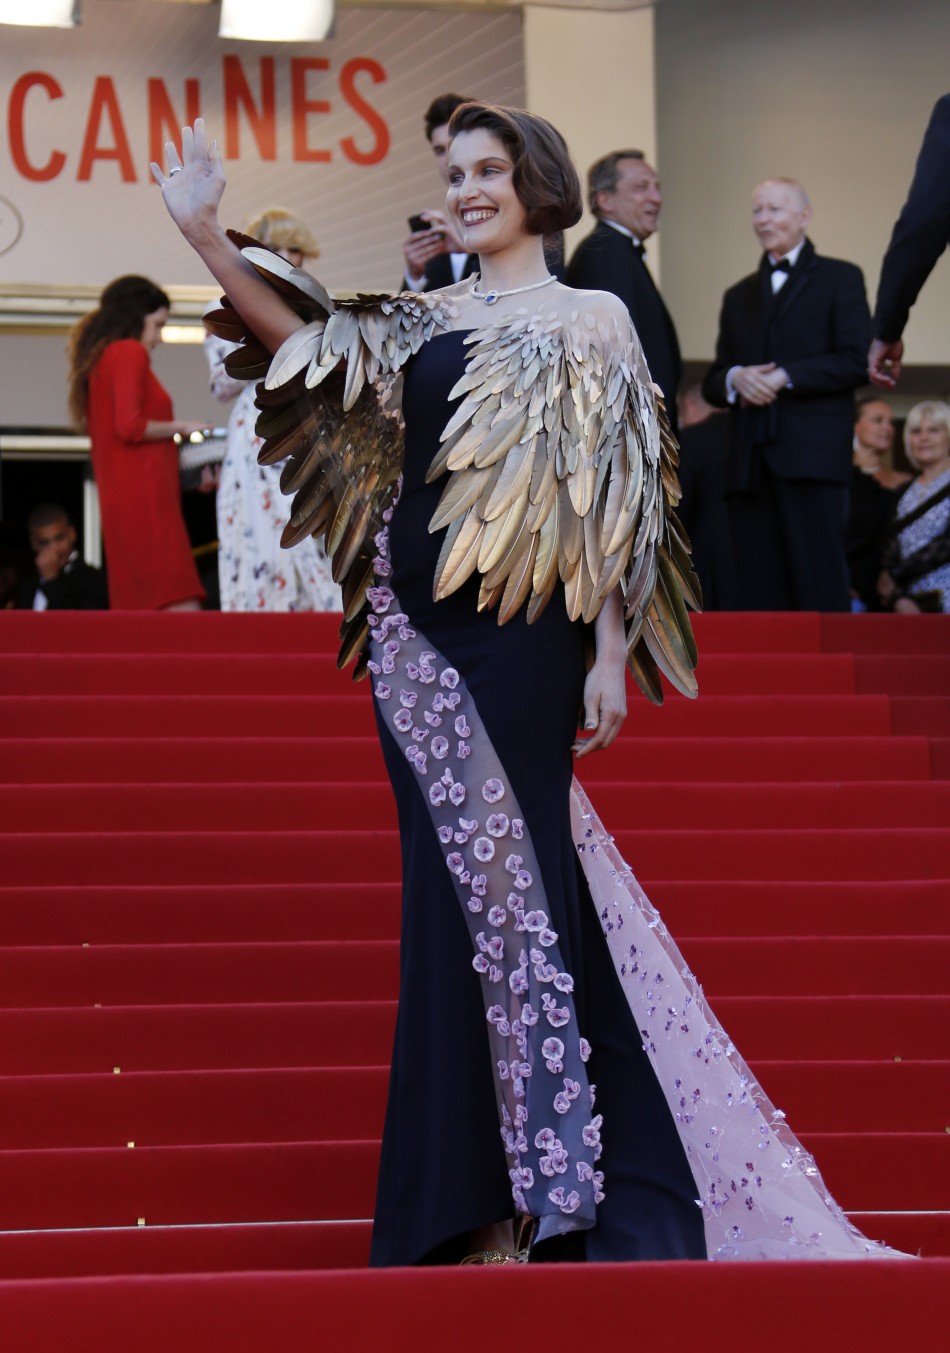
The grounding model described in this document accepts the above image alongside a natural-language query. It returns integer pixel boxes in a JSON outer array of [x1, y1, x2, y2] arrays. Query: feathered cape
[[205, 234, 701, 702]]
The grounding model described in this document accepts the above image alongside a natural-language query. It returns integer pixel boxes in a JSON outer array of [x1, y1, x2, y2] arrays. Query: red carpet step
[[0, 609, 947, 1327]]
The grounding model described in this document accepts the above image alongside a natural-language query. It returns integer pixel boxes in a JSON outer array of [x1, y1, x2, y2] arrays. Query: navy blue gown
[[367, 331, 705, 1266]]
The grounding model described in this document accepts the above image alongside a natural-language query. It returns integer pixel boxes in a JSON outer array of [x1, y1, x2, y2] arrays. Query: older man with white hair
[[703, 178, 871, 611]]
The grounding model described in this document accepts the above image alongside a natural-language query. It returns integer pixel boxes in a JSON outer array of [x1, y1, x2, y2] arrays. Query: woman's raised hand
[[150, 120, 226, 242]]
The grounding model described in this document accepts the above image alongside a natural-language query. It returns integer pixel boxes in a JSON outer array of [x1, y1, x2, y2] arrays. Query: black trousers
[[727, 467, 851, 612]]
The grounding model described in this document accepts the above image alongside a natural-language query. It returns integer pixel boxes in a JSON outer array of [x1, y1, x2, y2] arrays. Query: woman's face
[[446, 128, 527, 255], [855, 400, 894, 454], [908, 417, 950, 471], [140, 306, 169, 352]]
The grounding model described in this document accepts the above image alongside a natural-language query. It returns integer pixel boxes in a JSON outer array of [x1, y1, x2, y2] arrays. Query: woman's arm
[[573, 587, 628, 759], [151, 121, 305, 354]]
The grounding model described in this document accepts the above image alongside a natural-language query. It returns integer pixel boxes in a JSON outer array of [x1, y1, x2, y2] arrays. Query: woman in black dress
[[152, 108, 902, 1267]]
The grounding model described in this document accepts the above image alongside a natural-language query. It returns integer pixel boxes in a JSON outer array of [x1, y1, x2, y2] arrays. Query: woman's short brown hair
[[447, 102, 582, 235]]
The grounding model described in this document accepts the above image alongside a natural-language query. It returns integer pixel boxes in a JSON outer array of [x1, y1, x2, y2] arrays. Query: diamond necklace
[[470, 273, 556, 305]]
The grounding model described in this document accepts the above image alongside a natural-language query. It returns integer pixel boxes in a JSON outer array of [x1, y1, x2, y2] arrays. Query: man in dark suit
[[869, 93, 950, 388], [703, 178, 871, 612], [15, 503, 107, 610], [401, 92, 478, 293], [566, 151, 681, 423]]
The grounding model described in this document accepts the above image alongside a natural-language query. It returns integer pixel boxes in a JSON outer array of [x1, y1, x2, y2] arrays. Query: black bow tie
[[770, 257, 792, 273]]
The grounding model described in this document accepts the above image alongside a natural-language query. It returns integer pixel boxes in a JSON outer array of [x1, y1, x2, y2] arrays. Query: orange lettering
[[147, 78, 201, 171], [7, 72, 67, 182], [339, 59, 389, 167], [77, 77, 136, 182], [223, 56, 277, 160], [291, 57, 331, 163]]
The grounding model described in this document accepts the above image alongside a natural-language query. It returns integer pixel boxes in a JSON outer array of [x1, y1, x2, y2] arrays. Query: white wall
[[655, 0, 950, 364]]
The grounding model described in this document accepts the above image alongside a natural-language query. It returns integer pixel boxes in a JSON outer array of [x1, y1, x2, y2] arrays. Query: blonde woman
[[204, 208, 339, 611], [879, 399, 950, 612]]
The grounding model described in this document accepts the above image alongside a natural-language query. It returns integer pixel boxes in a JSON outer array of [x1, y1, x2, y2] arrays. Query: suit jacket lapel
[[771, 237, 816, 320]]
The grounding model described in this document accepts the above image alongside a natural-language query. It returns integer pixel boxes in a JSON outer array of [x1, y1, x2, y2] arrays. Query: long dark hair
[[67, 275, 170, 429]]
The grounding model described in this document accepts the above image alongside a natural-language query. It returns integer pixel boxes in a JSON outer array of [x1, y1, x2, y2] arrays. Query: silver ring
[[168, 166, 183, 176]]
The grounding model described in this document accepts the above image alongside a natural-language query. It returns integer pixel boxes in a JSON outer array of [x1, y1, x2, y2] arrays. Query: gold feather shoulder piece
[[206, 232, 457, 678], [426, 301, 702, 703]]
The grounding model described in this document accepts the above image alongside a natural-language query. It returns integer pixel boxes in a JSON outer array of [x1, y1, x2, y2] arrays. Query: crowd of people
[[9, 91, 948, 617]]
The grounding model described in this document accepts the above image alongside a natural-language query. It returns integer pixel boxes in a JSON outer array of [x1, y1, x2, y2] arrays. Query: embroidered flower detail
[[521, 1003, 539, 1027], [449, 782, 466, 806], [548, 1187, 581, 1215], [533, 958, 558, 984], [405, 663, 420, 681], [498, 1060, 510, 1081], [538, 928, 558, 948], [576, 1161, 593, 1183], [446, 853, 465, 875], [511, 819, 524, 840], [487, 906, 507, 928], [458, 869, 471, 885], [510, 1166, 534, 1191], [488, 965, 504, 984], [540, 1143, 570, 1177], [440, 668, 460, 689], [505, 854, 523, 874], [593, 1171, 605, 1204], [366, 586, 394, 612], [383, 640, 400, 658], [429, 783, 447, 806], [443, 692, 461, 711], [398, 624, 416, 642], [582, 1116, 603, 1151], [454, 830, 471, 845], [486, 936, 504, 960], [482, 778, 505, 804], [424, 710, 442, 727], [486, 1006, 510, 1034], [553, 973, 575, 994], [546, 1007, 571, 1029], [410, 751, 427, 775], [471, 874, 488, 897], [509, 967, 528, 996], [535, 1128, 559, 1151], [579, 1038, 592, 1063], [473, 837, 495, 862], [459, 818, 479, 834], [454, 716, 471, 737], [486, 813, 509, 838], [399, 690, 417, 708], [467, 897, 483, 913], [431, 736, 449, 760], [457, 741, 471, 759], [367, 661, 382, 676], [374, 682, 391, 700], [514, 869, 533, 891], [393, 709, 413, 733], [372, 556, 392, 579], [437, 825, 453, 844], [473, 954, 489, 973], [431, 694, 445, 713], [411, 727, 429, 743], [542, 1037, 565, 1073], [507, 892, 524, 913], [440, 769, 454, 787], [381, 655, 396, 675], [524, 911, 549, 933]]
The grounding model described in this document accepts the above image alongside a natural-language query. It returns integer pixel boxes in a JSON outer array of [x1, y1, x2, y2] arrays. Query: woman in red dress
[[68, 275, 207, 610]]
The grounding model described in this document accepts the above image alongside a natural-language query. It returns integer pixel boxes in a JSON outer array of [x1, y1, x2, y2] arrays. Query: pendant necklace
[[470, 273, 556, 306]]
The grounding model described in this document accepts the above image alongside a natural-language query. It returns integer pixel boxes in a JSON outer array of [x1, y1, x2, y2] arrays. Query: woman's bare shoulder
[[545, 283, 632, 328]]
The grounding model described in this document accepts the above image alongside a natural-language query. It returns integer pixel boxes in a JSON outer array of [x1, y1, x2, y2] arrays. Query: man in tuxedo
[[703, 178, 871, 612], [869, 93, 950, 388], [401, 92, 478, 293], [15, 503, 107, 610], [566, 151, 681, 424]]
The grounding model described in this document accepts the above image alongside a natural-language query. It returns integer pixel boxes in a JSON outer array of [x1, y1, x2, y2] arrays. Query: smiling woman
[[150, 107, 906, 1270]]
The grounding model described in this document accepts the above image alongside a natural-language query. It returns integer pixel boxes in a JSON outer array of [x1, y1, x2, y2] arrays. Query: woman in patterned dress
[[879, 400, 950, 613], [205, 208, 339, 611]]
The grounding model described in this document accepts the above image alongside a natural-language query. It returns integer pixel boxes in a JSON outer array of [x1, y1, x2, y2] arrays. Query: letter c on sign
[[8, 72, 67, 182]]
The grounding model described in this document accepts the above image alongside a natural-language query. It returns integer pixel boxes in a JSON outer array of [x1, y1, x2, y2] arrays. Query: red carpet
[[0, 610, 947, 1350]]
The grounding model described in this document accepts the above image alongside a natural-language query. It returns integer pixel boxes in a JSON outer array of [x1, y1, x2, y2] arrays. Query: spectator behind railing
[[846, 397, 912, 611], [879, 400, 950, 613], [14, 503, 107, 611], [67, 276, 208, 611]]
